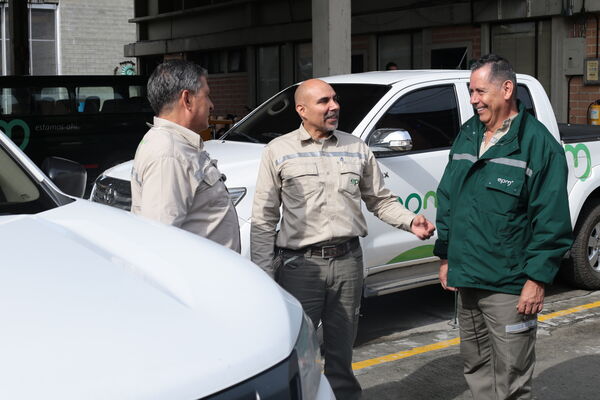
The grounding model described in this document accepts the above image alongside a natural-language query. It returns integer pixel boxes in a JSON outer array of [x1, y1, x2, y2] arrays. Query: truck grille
[[204, 351, 302, 400], [90, 175, 132, 211]]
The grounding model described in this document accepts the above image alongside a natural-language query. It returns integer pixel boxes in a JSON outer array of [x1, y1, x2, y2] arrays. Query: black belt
[[281, 237, 360, 259]]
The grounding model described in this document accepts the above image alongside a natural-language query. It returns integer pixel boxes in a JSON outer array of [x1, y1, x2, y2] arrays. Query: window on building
[[158, 0, 182, 13], [187, 48, 245, 74], [371, 85, 460, 152], [257, 45, 281, 104], [295, 42, 312, 82], [491, 20, 551, 95], [227, 48, 246, 72], [188, 50, 225, 74], [352, 54, 364, 73], [431, 47, 468, 69], [30, 6, 57, 75], [0, 3, 58, 75], [378, 32, 422, 70]]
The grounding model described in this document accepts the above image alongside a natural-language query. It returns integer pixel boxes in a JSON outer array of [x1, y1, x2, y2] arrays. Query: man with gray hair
[[131, 60, 240, 252], [435, 54, 572, 398]]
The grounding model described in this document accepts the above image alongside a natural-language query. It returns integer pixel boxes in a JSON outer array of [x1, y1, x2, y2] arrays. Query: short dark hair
[[147, 60, 208, 115], [385, 61, 398, 70], [471, 54, 517, 89]]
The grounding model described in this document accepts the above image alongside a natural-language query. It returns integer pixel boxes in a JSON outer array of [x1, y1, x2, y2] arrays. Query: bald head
[[295, 79, 331, 106], [294, 79, 340, 139]]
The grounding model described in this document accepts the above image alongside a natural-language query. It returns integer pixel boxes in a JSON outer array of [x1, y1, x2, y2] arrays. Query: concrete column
[[480, 23, 491, 57], [311, 0, 351, 77]]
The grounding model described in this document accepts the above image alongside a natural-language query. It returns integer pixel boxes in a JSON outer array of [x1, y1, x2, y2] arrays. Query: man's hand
[[439, 259, 457, 291], [517, 279, 545, 315], [410, 215, 435, 240]]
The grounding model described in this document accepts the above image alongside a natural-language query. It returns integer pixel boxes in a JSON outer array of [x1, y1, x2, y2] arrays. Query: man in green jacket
[[434, 54, 572, 399]]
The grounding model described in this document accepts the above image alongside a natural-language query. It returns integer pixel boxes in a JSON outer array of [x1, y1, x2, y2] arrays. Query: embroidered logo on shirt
[[497, 177, 514, 187]]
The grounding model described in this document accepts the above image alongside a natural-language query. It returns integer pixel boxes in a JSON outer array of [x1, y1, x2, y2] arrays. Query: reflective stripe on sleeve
[[452, 153, 478, 163]]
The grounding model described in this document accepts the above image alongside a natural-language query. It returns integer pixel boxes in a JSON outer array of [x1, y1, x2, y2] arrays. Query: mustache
[[324, 112, 339, 120]]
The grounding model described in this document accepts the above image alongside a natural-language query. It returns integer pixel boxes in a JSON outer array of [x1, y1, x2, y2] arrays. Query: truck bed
[[559, 123, 600, 143]]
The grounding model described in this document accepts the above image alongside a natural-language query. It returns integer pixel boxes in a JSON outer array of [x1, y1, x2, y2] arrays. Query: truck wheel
[[564, 201, 600, 289]]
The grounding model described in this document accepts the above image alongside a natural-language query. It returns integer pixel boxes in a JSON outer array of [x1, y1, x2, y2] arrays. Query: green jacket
[[433, 103, 573, 294]]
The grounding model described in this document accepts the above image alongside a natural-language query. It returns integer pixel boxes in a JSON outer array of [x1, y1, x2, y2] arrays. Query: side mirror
[[41, 157, 87, 198], [367, 128, 413, 152]]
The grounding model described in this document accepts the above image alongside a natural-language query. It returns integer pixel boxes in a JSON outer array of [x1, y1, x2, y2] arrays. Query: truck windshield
[[222, 83, 391, 144], [0, 140, 59, 215]]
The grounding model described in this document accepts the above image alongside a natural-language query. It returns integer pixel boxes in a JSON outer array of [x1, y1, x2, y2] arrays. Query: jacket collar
[[468, 101, 527, 160]]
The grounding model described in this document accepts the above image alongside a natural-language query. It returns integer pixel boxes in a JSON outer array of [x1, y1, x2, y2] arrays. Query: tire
[[563, 201, 600, 289]]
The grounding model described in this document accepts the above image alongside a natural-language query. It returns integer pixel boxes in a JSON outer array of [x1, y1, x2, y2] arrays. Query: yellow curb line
[[352, 299, 600, 371]]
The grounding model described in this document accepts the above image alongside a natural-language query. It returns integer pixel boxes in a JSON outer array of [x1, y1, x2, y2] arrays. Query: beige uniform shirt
[[131, 117, 241, 252], [251, 124, 416, 271]]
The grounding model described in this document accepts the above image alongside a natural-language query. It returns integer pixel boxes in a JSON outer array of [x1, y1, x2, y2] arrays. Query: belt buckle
[[321, 245, 337, 258]]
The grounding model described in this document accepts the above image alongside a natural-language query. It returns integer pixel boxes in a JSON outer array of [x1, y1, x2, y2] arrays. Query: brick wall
[[352, 35, 369, 51], [59, 0, 136, 75], [568, 14, 600, 124], [208, 73, 250, 119]]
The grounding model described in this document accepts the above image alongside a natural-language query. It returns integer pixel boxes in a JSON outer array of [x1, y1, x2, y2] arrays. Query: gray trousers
[[277, 244, 363, 400], [458, 288, 537, 400]]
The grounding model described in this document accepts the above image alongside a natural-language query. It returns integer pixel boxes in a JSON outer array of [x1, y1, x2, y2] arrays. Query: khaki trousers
[[458, 288, 537, 400], [277, 244, 363, 400]]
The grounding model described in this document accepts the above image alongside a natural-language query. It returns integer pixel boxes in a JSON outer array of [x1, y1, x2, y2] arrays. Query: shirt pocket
[[195, 161, 222, 189], [193, 156, 231, 204], [339, 161, 362, 197], [281, 162, 319, 198]]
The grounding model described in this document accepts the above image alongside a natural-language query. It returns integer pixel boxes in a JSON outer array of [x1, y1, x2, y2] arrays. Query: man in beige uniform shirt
[[131, 60, 240, 252], [251, 79, 435, 399]]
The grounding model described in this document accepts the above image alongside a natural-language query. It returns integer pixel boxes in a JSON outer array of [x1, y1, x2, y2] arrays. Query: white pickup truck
[[0, 130, 333, 399], [91, 70, 600, 296]]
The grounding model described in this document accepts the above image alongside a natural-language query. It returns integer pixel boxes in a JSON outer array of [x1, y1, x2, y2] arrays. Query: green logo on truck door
[[0, 119, 30, 150], [564, 143, 592, 182], [397, 190, 438, 213]]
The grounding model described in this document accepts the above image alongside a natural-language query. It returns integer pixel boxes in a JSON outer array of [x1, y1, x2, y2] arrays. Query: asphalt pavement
[[352, 284, 600, 399]]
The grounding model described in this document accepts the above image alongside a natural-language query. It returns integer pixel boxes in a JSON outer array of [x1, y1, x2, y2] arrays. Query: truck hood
[[102, 140, 265, 186], [0, 200, 300, 399]]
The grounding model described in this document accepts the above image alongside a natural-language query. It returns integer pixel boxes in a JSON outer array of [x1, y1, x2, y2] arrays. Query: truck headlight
[[228, 187, 246, 206], [294, 312, 322, 400], [90, 175, 132, 211]]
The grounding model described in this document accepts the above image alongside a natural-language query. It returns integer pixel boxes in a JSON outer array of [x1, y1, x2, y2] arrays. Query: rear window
[[222, 84, 391, 144], [1, 83, 151, 116]]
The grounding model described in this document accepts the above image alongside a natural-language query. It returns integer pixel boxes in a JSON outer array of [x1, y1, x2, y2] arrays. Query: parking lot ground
[[352, 285, 600, 399]]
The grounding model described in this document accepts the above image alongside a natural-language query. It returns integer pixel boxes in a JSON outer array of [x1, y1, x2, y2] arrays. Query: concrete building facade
[[20, 0, 592, 125], [1, 0, 136, 76]]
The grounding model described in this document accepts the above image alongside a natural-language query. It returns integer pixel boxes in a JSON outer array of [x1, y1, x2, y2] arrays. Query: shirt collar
[[494, 113, 518, 136], [152, 117, 203, 149], [297, 123, 339, 145]]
